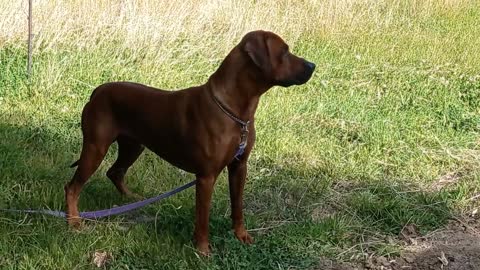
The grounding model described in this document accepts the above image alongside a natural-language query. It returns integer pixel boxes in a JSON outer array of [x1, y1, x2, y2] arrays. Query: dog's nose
[[304, 61, 316, 72]]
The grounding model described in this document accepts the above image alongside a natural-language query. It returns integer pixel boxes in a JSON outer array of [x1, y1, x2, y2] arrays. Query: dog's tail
[[70, 160, 80, 168]]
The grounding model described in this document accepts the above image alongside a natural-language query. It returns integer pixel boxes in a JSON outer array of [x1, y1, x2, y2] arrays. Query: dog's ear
[[244, 35, 272, 73]]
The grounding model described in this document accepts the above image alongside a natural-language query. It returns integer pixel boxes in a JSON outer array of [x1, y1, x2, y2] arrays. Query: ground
[[1, 0, 480, 269], [318, 218, 480, 270]]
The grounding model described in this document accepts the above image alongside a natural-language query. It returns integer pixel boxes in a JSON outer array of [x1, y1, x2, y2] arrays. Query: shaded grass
[[1, 0, 480, 269]]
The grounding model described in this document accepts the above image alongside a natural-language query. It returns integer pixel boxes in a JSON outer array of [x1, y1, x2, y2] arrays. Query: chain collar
[[210, 91, 250, 128], [209, 90, 250, 160]]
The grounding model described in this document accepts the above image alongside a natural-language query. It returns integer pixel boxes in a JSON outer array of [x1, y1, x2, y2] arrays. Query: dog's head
[[240, 30, 315, 88]]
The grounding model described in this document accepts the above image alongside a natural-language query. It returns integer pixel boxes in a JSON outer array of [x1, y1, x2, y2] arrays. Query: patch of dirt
[[316, 219, 480, 270], [315, 259, 361, 270]]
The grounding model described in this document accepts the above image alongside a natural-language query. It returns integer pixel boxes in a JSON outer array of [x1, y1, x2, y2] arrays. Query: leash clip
[[240, 121, 250, 143], [234, 121, 250, 160]]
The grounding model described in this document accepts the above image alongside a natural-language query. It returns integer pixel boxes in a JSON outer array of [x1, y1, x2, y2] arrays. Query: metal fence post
[[27, 0, 33, 79]]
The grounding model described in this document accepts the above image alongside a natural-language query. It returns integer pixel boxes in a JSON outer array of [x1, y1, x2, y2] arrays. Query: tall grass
[[0, 0, 475, 57]]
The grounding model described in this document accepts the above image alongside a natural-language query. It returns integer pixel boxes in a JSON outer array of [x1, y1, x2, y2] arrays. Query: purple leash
[[0, 180, 197, 219]]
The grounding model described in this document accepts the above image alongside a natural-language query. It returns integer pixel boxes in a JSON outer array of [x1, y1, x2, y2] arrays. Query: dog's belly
[[143, 139, 199, 174], [119, 124, 211, 175]]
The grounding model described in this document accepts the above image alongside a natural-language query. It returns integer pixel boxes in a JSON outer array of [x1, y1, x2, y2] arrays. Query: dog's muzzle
[[278, 60, 315, 87]]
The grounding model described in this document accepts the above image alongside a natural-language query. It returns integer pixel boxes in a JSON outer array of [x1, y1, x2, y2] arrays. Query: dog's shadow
[[0, 122, 77, 210], [0, 121, 192, 216]]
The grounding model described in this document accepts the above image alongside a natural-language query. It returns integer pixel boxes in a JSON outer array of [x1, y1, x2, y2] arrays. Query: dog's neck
[[207, 48, 271, 122]]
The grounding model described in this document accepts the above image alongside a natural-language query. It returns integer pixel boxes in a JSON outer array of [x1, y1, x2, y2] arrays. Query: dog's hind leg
[[106, 135, 144, 197], [65, 140, 110, 227]]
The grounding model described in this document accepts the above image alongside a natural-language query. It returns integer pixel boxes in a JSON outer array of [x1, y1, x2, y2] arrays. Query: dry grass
[[0, 0, 472, 59]]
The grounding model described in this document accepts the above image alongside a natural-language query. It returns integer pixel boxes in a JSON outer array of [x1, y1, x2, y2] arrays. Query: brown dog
[[65, 30, 315, 255]]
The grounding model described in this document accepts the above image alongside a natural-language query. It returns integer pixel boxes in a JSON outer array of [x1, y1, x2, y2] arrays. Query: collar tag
[[234, 122, 250, 160]]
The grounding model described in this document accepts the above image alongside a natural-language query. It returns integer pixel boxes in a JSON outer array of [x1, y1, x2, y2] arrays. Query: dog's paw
[[234, 228, 254, 244], [195, 242, 212, 257], [67, 216, 83, 230]]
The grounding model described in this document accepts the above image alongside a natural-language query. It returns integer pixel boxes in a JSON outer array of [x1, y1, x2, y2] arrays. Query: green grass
[[1, 1, 480, 269]]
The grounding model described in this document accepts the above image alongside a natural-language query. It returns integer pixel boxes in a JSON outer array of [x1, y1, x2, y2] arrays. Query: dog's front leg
[[227, 161, 254, 244], [194, 174, 216, 256]]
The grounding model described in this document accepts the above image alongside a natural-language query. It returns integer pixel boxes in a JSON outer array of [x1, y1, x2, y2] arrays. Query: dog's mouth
[[278, 69, 315, 87], [277, 78, 304, 87], [276, 60, 315, 87], [296, 69, 315, 84]]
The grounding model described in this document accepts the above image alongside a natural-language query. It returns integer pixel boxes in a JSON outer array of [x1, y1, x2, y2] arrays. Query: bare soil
[[317, 218, 480, 270]]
